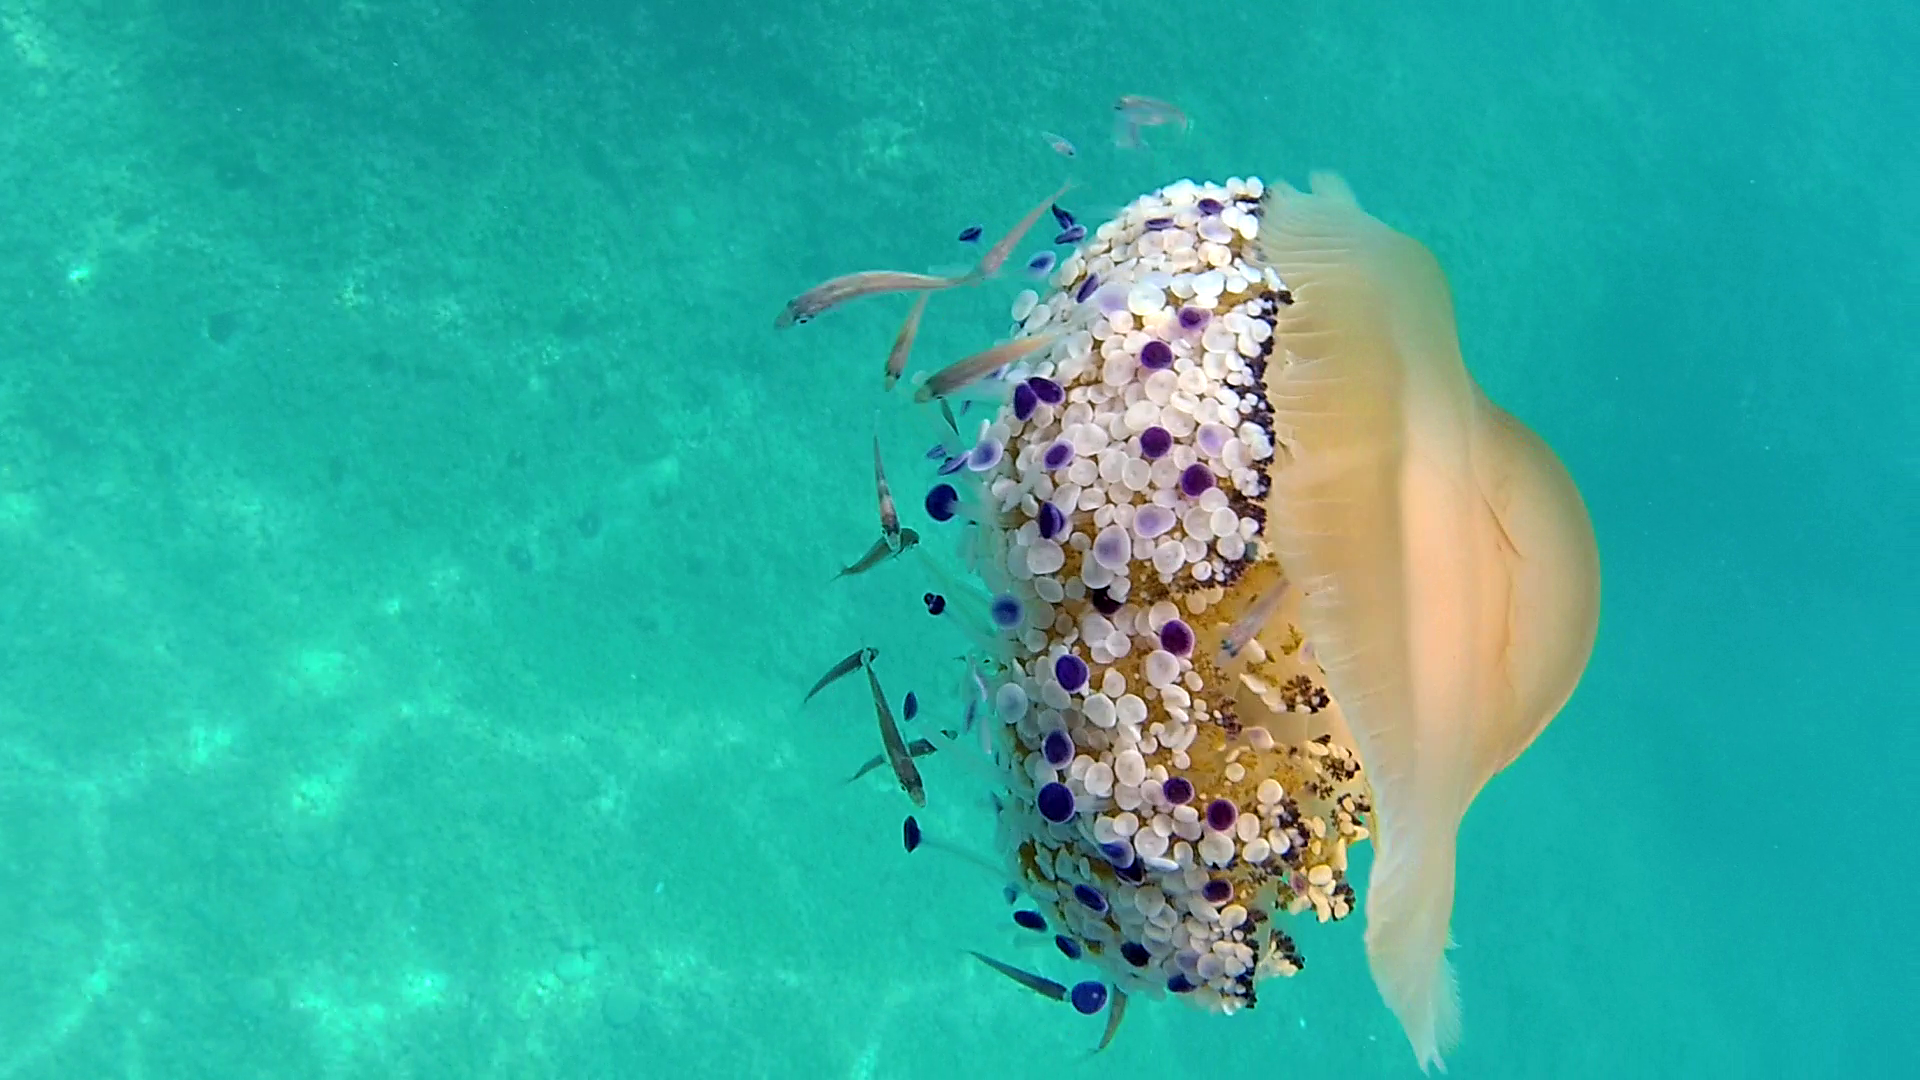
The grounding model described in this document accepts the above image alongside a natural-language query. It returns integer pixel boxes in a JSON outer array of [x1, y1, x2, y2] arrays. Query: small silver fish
[[872, 435, 901, 546], [844, 736, 945, 784], [863, 655, 926, 807], [966, 661, 994, 755], [1040, 130, 1077, 158], [969, 951, 1066, 1001], [834, 527, 921, 579], [883, 292, 932, 391], [915, 332, 1058, 403], [1112, 94, 1189, 150], [804, 646, 877, 704], [775, 270, 963, 328], [966, 664, 990, 720], [969, 180, 1075, 282], [1217, 579, 1290, 664], [1094, 987, 1128, 1053]]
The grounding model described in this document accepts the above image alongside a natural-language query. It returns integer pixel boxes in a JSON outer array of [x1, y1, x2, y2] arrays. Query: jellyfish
[[849, 173, 1598, 1071]]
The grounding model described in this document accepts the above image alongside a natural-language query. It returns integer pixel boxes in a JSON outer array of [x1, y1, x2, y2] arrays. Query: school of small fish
[[787, 95, 1242, 1054]]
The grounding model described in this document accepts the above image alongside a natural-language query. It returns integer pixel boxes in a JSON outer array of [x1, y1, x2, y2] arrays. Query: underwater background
[[0, 0, 1912, 1077]]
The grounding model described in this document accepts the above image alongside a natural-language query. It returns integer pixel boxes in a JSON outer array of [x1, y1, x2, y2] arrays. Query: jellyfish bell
[[1253, 172, 1600, 1069]]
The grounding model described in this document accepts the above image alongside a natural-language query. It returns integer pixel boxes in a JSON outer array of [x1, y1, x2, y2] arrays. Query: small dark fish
[[844, 736, 943, 784], [938, 398, 959, 434], [957, 224, 984, 243], [903, 691, 919, 722], [804, 646, 877, 704], [1049, 204, 1075, 231], [1026, 251, 1057, 277], [863, 655, 927, 806], [834, 527, 921, 579], [1053, 224, 1087, 245], [1144, 217, 1176, 231], [1074, 274, 1101, 303], [1094, 988, 1129, 1053], [969, 951, 1067, 1002], [903, 815, 923, 852]]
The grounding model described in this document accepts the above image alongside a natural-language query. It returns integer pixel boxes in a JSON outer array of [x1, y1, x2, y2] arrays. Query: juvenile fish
[[965, 663, 990, 722], [844, 735, 945, 783], [965, 661, 994, 755], [1218, 579, 1290, 663], [775, 270, 963, 329], [969, 180, 1075, 281], [863, 655, 927, 807], [804, 646, 877, 704], [883, 292, 932, 391], [969, 951, 1067, 1001], [1040, 131, 1077, 158], [872, 435, 901, 546], [1112, 94, 1189, 150], [914, 333, 1058, 403], [835, 527, 920, 579]]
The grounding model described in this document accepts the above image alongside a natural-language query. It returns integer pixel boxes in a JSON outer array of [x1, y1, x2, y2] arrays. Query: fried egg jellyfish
[[895, 173, 1599, 1072]]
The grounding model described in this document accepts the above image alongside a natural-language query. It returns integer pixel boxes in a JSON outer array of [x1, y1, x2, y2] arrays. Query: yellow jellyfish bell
[[1253, 173, 1601, 1070]]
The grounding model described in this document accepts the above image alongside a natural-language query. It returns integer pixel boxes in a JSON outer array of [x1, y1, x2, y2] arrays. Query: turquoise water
[[1, 0, 1911, 1077]]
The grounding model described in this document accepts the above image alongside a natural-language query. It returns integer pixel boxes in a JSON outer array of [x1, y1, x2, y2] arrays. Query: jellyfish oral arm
[[1358, 377, 1600, 1073]]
